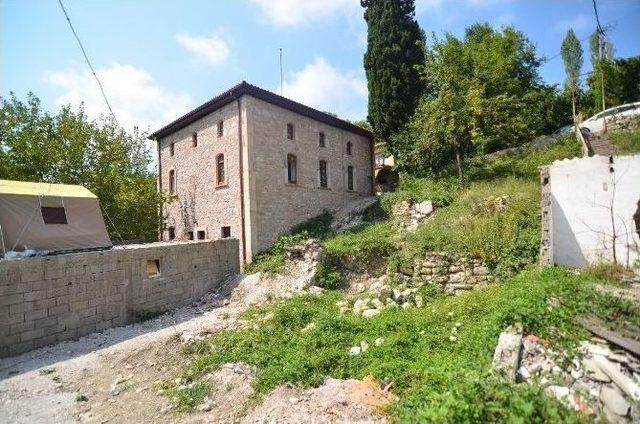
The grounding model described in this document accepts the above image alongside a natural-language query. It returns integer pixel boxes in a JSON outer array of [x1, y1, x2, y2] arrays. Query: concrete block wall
[[0, 239, 239, 358]]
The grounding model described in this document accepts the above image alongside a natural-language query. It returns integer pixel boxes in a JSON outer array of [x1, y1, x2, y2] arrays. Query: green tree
[[393, 24, 551, 180], [0, 92, 165, 242], [615, 56, 640, 104], [361, 0, 425, 150], [586, 31, 616, 114], [560, 29, 583, 123]]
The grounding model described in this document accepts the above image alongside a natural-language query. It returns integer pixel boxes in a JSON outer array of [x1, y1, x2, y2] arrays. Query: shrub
[[315, 262, 343, 290]]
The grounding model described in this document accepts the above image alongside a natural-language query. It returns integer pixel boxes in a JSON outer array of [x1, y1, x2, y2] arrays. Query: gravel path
[[0, 266, 389, 424]]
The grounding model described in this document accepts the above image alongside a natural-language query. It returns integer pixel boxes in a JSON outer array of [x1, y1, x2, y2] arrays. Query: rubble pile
[[391, 200, 434, 232], [493, 328, 640, 422], [283, 239, 327, 291]]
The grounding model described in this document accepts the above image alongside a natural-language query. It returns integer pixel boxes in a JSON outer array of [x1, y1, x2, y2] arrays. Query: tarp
[[0, 180, 112, 254]]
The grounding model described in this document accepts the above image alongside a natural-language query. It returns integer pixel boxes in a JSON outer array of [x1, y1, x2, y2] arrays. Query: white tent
[[0, 180, 112, 255]]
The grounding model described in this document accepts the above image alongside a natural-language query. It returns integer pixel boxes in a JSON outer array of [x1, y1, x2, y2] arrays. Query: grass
[[609, 128, 640, 155], [172, 266, 639, 421], [393, 178, 541, 278]]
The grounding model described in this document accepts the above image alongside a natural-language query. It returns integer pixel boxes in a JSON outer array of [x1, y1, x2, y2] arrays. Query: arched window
[[319, 160, 328, 188], [287, 154, 297, 183], [319, 132, 326, 147], [216, 154, 225, 185], [169, 169, 175, 194], [347, 165, 354, 191], [346, 141, 352, 155]]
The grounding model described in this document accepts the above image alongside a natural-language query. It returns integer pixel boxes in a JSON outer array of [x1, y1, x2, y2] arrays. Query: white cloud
[[175, 33, 230, 65], [44, 63, 192, 133], [282, 57, 367, 120], [247, 0, 357, 27], [555, 15, 592, 32]]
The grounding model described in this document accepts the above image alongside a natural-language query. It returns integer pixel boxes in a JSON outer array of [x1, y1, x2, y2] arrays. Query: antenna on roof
[[279, 47, 283, 96]]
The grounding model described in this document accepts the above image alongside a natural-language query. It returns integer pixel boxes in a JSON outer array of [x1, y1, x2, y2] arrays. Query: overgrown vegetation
[[245, 211, 333, 275], [609, 128, 640, 155], [0, 93, 164, 241], [173, 267, 639, 421]]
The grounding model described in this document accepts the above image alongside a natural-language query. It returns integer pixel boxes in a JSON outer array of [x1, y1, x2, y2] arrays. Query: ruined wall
[[245, 95, 374, 254], [411, 252, 491, 294], [0, 239, 239, 358], [545, 154, 640, 267]]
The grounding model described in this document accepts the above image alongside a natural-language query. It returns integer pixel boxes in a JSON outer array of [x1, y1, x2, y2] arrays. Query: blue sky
[[2, 0, 639, 133]]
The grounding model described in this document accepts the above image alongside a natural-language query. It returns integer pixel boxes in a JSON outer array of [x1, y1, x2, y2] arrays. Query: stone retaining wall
[[0, 239, 239, 357], [411, 251, 491, 294]]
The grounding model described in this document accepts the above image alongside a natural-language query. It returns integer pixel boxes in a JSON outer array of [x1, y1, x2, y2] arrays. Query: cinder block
[[20, 261, 44, 282], [9, 301, 34, 316], [0, 293, 24, 307], [10, 320, 35, 334], [34, 316, 58, 329], [48, 304, 70, 316], [20, 327, 45, 342], [24, 290, 49, 302]]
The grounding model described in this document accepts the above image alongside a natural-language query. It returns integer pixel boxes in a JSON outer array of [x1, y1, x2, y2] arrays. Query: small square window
[[287, 123, 295, 140], [170, 142, 175, 156], [217, 120, 224, 137], [188, 231, 194, 240], [41, 206, 68, 224], [168, 227, 175, 240], [197, 230, 205, 240], [146, 259, 161, 278], [192, 132, 198, 147], [221, 226, 231, 238], [319, 132, 325, 147]]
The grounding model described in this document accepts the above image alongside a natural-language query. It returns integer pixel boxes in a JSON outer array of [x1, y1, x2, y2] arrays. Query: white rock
[[349, 346, 361, 356], [355, 283, 365, 293], [360, 341, 369, 352], [362, 309, 381, 318], [374, 338, 384, 347], [414, 295, 423, 308], [600, 386, 630, 416], [371, 299, 384, 309], [413, 201, 434, 216], [301, 323, 316, 332], [518, 366, 531, 380], [545, 385, 570, 400]]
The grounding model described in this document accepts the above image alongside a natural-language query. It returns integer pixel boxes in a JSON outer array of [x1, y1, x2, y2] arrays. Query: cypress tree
[[362, 0, 425, 152], [560, 29, 583, 123]]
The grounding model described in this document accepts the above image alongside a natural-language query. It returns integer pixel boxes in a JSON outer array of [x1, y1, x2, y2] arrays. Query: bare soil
[[0, 272, 390, 424]]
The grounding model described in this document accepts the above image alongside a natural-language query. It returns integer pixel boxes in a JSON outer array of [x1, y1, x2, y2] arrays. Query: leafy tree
[[361, 0, 425, 150], [560, 29, 583, 123], [393, 24, 552, 181], [0, 92, 165, 242], [615, 56, 640, 104]]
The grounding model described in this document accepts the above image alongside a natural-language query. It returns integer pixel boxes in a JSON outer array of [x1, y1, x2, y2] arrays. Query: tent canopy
[[0, 180, 112, 255]]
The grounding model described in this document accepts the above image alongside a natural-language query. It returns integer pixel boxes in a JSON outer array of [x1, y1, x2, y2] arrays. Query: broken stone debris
[[391, 200, 434, 232], [493, 330, 640, 422], [492, 325, 523, 382]]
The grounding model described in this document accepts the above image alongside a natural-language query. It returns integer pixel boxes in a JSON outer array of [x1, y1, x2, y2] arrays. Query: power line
[[57, 0, 118, 123]]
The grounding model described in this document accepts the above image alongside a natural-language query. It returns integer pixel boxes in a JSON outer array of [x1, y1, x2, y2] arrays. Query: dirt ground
[[0, 272, 390, 424]]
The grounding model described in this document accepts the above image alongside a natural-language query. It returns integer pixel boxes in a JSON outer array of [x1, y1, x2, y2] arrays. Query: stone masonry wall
[[410, 252, 491, 294], [158, 100, 247, 259], [245, 95, 374, 254], [0, 239, 239, 358]]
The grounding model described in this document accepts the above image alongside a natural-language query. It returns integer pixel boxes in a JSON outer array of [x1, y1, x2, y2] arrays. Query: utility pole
[[592, 0, 607, 132], [279, 48, 283, 96]]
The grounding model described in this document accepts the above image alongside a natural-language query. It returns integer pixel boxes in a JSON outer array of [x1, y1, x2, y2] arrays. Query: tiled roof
[[149, 81, 373, 139]]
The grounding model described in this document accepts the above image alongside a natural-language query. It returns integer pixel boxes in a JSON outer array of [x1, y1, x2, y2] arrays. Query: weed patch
[[174, 267, 638, 421], [609, 129, 640, 155]]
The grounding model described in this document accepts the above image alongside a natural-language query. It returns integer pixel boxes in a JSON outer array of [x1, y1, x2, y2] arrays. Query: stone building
[[150, 81, 374, 264]]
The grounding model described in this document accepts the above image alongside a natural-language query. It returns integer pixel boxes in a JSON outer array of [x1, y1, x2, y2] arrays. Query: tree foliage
[[0, 92, 164, 242], [362, 0, 425, 149], [393, 24, 567, 180], [560, 29, 583, 122]]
